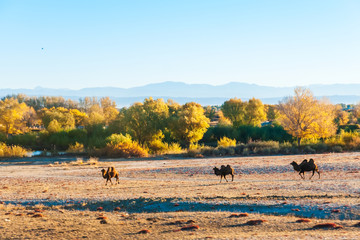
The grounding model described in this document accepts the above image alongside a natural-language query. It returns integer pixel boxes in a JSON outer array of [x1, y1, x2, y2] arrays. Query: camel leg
[[299, 171, 305, 179], [224, 175, 228, 182], [309, 170, 315, 180], [231, 174, 234, 182], [116, 176, 119, 184], [317, 170, 321, 179]]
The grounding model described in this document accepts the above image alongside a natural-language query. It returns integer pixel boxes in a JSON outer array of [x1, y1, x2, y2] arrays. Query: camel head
[[290, 161, 300, 171], [213, 167, 221, 176], [101, 169, 107, 178]]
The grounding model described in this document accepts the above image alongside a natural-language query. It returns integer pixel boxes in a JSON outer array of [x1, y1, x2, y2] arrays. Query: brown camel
[[213, 165, 234, 183], [290, 158, 320, 179], [101, 167, 120, 185]]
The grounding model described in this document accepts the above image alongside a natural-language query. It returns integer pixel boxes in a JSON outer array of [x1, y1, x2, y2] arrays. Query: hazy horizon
[[1, 80, 360, 91], [1, 1, 360, 89]]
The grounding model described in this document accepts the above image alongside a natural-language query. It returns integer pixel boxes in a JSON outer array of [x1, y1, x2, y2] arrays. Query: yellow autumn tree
[[277, 87, 337, 146], [221, 98, 245, 127], [40, 107, 75, 130], [221, 97, 267, 127], [69, 109, 88, 127], [122, 97, 169, 145], [244, 98, 267, 126], [100, 97, 119, 125], [170, 102, 210, 147], [0, 98, 30, 136], [334, 105, 349, 126]]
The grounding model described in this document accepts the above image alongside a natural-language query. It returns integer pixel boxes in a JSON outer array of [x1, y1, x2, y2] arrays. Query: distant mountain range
[[1, 82, 360, 107]]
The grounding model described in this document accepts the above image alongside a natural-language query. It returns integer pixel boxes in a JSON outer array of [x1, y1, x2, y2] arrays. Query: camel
[[101, 167, 120, 185], [290, 158, 320, 179], [213, 165, 234, 183]]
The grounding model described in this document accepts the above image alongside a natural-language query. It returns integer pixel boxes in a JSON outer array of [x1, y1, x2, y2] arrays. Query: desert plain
[[1, 152, 360, 239]]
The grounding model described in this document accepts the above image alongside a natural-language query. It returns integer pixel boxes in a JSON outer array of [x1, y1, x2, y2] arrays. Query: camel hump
[[226, 164, 231, 168], [309, 159, 314, 164], [220, 165, 226, 169]]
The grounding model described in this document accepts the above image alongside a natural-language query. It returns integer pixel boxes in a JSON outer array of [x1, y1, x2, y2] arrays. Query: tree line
[[1, 87, 360, 157]]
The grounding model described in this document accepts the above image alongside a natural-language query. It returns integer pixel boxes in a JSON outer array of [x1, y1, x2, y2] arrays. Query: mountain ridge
[[1, 82, 360, 106]]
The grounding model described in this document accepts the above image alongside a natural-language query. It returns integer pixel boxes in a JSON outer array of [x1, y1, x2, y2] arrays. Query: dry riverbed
[[1, 153, 360, 239]]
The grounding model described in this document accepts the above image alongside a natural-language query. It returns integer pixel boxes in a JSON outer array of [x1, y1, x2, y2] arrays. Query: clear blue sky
[[1, 0, 360, 89]]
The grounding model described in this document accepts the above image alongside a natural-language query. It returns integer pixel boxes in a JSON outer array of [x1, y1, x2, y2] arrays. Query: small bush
[[303, 145, 316, 154], [331, 145, 343, 152], [217, 136, 236, 148], [242, 147, 250, 156], [0, 142, 29, 157], [101, 142, 148, 158], [339, 131, 360, 150], [148, 140, 184, 155], [312, 143, 328, 153], [167, 142, 184, 154], [247, 140, 279, 154], [189, 143, 204, 150], [234, 144, 245, 154], [185, 149, 201, 158], [199, 146, 215, 156], [106, 133, 132, 145], [279, 142, 293, 154], [66, 142, 85, 154]]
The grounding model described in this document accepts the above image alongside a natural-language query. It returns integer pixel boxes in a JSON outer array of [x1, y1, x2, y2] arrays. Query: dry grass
[[1, 152, 360, 239]]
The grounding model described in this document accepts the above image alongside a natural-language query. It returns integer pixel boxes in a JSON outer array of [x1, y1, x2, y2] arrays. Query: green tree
[[221, 98, 245, 127], [122, 97, 169, 144], [277, 87, 337, 146], [170, 102, 210, 146], [221, 98, 267, 127]]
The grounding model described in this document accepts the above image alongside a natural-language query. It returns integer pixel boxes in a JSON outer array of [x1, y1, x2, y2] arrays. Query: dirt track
[[1, 153, 360, 239]]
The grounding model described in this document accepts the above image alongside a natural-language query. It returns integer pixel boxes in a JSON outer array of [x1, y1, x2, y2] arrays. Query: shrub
[[247, 140, 280, 154], [242, 147, 250, 156], [67, 142, 85, 154], [200, 146, 215, 156], [331, 145, 343, 152], [279, 142, 293, 154], [217, 136, 236, 148], [165, 142, 184, 154], [303, 145, 316, 154], [189, 143, 204, 150], [100, 142, 148, 158], [6, 133, 38, 150], [96, 135, 149, 158], [0, 142, 29, 157], [185, 148, 201, 158], [312, 143, 328, 153], [339, 131, 360, 150], [148, 140, 184, 155], [106, 133, 132, 145], [234, 144, 245, 154]]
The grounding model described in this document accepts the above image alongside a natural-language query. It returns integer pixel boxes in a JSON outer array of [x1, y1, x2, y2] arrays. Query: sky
[[0, 0, 360, 89]]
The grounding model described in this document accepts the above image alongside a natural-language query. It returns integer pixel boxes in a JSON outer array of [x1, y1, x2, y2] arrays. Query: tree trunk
[[297, 138, 301, 147]]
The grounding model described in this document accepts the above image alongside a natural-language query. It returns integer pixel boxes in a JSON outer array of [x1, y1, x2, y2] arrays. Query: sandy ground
[[1, 152, 360, 239]]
